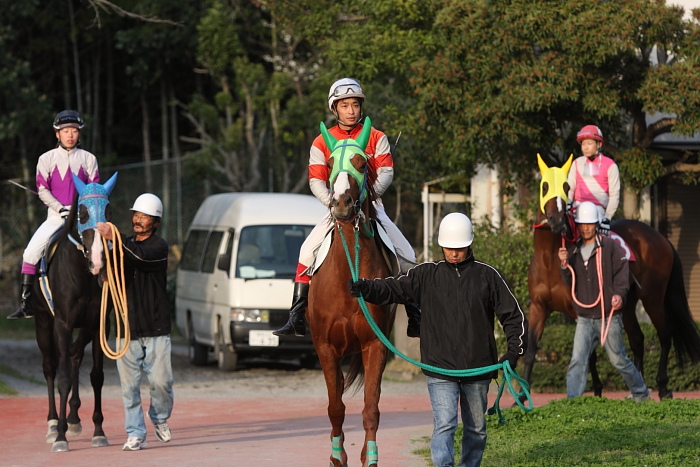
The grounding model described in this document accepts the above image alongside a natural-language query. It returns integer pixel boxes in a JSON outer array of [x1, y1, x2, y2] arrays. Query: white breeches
[[23, 209, 63, 265], [298, 200, 416, 274]]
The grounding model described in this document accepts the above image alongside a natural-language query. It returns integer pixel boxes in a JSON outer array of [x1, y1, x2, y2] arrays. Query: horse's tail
[[343, 354, 365, 394], [664, 244, 700, 368]]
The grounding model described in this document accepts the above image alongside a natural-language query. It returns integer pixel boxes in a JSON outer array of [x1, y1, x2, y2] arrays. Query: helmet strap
[[333, 104, 364, 130]]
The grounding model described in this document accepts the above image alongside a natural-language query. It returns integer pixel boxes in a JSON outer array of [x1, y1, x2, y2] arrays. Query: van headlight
[[231, 308, 269, 323]]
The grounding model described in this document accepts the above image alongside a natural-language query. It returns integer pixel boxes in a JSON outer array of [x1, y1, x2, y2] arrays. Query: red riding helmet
[[576, 125, 603, 143]]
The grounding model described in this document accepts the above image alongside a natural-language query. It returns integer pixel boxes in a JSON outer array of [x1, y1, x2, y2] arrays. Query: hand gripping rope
[[99, 222, 131, 360], [339, 227, 533, 424], [562, 237, 614, 346]]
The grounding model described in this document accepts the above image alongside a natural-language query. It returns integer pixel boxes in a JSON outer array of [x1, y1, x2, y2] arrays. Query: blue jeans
[[116, 335, 174, 439], [426, 377, 489, 467], [567, 315, 649, 399]]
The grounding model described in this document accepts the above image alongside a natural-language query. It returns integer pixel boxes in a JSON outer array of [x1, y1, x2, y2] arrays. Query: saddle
[[310, 219, 401, 277]]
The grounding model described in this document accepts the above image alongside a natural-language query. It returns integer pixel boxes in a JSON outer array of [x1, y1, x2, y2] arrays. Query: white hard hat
[[438, 213, 474, 248], [328, 78, 365, 111], [130, 193, 163, 217], [574, 201, 599, 224]]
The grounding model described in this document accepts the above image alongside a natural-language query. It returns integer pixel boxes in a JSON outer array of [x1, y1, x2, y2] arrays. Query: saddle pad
[[610, 232, 636, 262], [311, 221, 400, 276]]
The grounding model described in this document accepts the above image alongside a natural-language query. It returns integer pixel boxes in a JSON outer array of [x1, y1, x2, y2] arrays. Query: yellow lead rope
[[99, 222, 131, 360]]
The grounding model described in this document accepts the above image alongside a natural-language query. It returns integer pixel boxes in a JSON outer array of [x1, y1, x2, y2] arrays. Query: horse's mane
[[56, 193, 80, 241]]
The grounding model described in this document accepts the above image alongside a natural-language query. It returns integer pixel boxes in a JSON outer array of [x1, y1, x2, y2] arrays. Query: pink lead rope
[[562, 237, 614, 346]]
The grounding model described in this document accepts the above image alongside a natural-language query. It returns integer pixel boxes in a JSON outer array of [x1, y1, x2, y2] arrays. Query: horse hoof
[[67, 422, 82, 437], [92, 436, 109, 447], [659, 389, 673, 400], [51, 441, 69, 452], [45, 420, 58, 443]]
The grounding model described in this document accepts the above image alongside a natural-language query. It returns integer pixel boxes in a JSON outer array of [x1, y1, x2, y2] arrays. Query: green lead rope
[[338, 228, 534, 424]]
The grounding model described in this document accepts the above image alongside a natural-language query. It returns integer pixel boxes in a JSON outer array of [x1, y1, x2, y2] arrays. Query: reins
[[99, 222, 131, 360], [337, 225, 533, 424]]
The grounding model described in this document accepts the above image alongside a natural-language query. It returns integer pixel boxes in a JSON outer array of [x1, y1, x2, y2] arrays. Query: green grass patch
[[414, 397, 700, 465]]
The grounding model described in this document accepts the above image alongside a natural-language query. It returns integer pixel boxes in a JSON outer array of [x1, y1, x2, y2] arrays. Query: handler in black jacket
[[97, 193, 174, 452], [350, 212, 527, 467]]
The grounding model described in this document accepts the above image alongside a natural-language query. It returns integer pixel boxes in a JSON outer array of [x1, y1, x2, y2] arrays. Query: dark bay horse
[[33, 173, 117, 451], [523, 155, 700, 399], [307, 118, 396, 467]]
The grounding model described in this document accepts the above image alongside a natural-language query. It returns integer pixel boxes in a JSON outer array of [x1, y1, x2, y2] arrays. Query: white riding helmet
[[130, 193, 163, 217], [438, 213, 474, 248], [574, 201, 599, 224], [328, 78, 365, 111]]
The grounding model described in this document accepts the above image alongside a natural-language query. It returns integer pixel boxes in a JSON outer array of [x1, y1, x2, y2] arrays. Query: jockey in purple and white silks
[[7, 110, 100, 320], [567, 124, 620, 236]]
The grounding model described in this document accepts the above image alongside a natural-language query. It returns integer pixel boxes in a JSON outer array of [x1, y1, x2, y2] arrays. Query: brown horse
[[523, 155, 700, 399], [306, 118, 396, 467]]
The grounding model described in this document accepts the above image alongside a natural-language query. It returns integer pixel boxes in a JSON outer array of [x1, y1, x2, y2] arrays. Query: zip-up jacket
[[560, 234, 629, 319], [356, 251, 528, 382], [118, 233, 171, 338]]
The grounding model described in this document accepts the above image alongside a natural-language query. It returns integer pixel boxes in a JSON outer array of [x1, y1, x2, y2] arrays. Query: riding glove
[[348, 279, 368, 297], [498, 351, 519, 370], [598, 218, 611, 235]]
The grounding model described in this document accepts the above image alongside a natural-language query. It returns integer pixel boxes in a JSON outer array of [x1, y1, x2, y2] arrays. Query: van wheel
[[216, 324, 238, 371], [188, 317, 209, 366]]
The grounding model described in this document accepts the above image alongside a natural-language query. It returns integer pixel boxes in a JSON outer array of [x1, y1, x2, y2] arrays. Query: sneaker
[[122, 437, 148, 451], [154, 422, 171, 443], [625, 390, 651, 402]]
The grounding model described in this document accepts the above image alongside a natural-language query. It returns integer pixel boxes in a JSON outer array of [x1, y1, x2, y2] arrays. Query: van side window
[[201, 231, 224, 273], [236, 225, 313, 279], [180, 229, 209, 271]]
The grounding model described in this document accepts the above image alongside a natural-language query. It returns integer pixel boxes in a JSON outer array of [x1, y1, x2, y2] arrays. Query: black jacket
[[560, 234, 630, 319], [119, 233, 171, 338], [357, 251, 528, 382]]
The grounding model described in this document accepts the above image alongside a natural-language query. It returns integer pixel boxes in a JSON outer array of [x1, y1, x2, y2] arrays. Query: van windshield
[[236, 225, 313, 279]]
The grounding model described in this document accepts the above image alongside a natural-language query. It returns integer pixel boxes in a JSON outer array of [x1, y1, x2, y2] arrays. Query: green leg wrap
[[366, 440, 378, 465]]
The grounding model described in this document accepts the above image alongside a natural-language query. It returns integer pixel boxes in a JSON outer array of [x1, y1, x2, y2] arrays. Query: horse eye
[[563, 182, 570, 194], [104, 204, 113, 222], [78, 205, 89, 225], [542, 181, 549, 197]]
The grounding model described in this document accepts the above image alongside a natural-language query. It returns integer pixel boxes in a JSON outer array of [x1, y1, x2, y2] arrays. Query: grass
[[413, 397, 700, 466]]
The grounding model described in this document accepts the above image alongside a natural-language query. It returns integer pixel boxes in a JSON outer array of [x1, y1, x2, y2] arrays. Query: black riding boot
[[273, 282, 309, 337], [7, 274, 35, 320], [405, 302, 421, 338]]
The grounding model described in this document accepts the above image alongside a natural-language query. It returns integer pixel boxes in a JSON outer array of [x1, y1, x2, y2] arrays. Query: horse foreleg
[[317, 346, 348, 467], [519, 305, 548, 404], [66, 332, 88, 437], [36, 314, 59, 443], [360, 343, 386, 467], [89, 332, 108, 447], [52, 320, 73, 452]]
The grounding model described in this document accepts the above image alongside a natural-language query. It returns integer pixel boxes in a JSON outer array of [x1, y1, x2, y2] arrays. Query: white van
[[175, 192, 327, 370]]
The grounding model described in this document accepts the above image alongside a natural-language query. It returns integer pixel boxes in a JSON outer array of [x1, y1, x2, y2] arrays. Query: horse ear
[[536, 153, 549, 175], [72, 173, 86, 195], [103, 172, 118, 196], [320, 122, 337, 152], [562, 154, 573, 174], [356, 116, 372, 151]]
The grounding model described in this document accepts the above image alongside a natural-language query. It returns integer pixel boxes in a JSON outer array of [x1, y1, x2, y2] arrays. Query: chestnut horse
[[307, 118, 396, 467], [33, 173, 117, 451], [523, 155, 700, 399]]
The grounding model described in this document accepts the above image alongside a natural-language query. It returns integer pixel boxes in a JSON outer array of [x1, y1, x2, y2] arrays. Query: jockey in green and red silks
[[273, 78, 417, 338]]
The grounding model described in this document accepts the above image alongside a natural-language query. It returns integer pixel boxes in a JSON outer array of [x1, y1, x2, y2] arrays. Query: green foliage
[[472, 216, 534, 310], [617, 147, 666, 192]]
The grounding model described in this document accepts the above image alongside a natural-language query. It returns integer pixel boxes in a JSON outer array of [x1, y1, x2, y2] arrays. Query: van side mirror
[[217, 254, 231, 275]]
